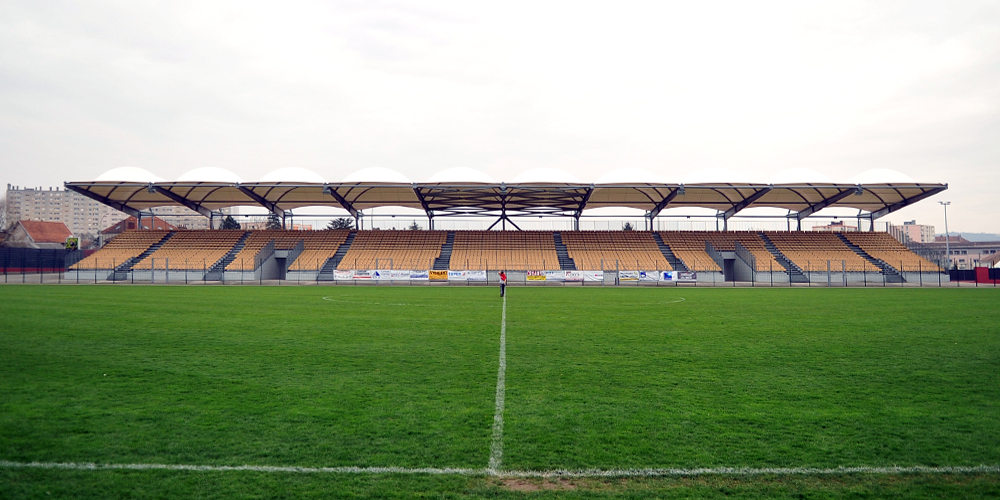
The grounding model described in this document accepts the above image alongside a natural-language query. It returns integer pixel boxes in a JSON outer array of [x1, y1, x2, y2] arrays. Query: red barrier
[[975, 267, 990, 283]]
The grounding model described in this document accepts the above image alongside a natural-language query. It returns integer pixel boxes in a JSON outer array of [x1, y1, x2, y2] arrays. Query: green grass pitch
[[1, 285, 999, 498]]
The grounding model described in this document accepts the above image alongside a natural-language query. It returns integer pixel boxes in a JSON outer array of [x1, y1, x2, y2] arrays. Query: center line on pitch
[[488, 295, 506, 474]]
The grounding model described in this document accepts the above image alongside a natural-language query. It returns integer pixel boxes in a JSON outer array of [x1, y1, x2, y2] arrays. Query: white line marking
[[2, 461, 997, 477], [0, 460, 477, 475], [322, 296, 415, 307], [488, 295, 507, 474]]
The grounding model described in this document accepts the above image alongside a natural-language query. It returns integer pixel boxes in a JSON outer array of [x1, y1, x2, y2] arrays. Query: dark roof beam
[[148, 186, 215, 219], [236, 185, 285, 218], [722, 186, 773, 220], [789, 187, 857, 220], [64, 183, 142, 218], [321, 185, 357, 218], [870, 185, 948, 219], [648, 186, 682, 219]]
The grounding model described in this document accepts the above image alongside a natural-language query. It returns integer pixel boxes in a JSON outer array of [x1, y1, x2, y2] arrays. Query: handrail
[[253, 239, 275, 270], [734, 241, 757, 272], [285, 239, 305, 271], [705, 241, 725, 270]]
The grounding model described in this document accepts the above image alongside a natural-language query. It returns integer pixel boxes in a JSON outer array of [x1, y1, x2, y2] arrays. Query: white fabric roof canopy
[[65, 178, 947, 226]]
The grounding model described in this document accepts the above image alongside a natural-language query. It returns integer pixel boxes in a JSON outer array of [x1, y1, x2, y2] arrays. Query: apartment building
[[4, 184, 212, 236]]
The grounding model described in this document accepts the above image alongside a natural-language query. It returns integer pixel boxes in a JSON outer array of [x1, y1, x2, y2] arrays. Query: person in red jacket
[[499, 271, 507, 298]]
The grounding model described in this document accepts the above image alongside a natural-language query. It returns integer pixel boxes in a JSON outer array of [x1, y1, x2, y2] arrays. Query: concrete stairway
[[836, 233, 904, 282], [758, 232, 809, 283], [552, 232, 576, 270], [432, 232, 455, 270], [652, 232, 688, 271]]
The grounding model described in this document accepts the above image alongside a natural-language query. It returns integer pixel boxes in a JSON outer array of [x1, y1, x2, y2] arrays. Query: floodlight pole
[[939, 201, 951, 269]]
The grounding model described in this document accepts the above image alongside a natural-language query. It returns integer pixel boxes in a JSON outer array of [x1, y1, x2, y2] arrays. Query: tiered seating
[[450, 231, 559, 271], [336, 231, 444, 270], [132, 230, 246, 270], [562, 231, 671, 271], [701, 231, 782, 271], [763, 232, 870, 271], [658, 232, 722, 271], [69, 230, 169, 270], [843, 232, 942, 272], [288, 231, 351, 271]]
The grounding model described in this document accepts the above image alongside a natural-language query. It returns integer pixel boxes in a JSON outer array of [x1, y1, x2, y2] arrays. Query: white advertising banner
[[639, 271, 660, 281], [353, 270, 373, 279], [409, 270, 429, 281], [565, 271, 583, 282], [334, 270, 353, 280], [545, 270, 565, 282], [619, 270, 639, 281], [467, 270, 487, 281], [448, 270, 467, 281], [583, 271, 604, 282], [662, 271, 697, 282], [390, 270, 411, 280], [373, 270, 393, 280], [677, 271, 697, 282]]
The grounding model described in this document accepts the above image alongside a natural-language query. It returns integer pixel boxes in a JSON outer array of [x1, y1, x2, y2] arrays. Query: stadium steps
[[552, 232, 576, 270], [317, 231, 356, 281], [204, 231, 251, 281], [836, 233, 905, 283], [652, 233, 688, 271], [107, 231, 174, 281], [758, 232, 810, 283], [432, 232, 455, 270]]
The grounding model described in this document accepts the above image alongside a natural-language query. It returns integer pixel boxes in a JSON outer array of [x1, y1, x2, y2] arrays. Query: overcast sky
[[1, 1, 997, 232]]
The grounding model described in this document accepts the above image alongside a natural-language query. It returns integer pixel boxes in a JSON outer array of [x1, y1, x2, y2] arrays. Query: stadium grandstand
[[59, 166, 952, 284], [66, 227, 948, 285]]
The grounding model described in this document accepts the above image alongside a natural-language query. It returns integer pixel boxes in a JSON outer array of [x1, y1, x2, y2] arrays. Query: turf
[[1, 285, 999, 498]]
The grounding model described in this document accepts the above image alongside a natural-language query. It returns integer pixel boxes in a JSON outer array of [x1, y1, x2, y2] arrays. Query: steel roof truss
[[722, 186, 773, 220], [64, 183, 143, 218]]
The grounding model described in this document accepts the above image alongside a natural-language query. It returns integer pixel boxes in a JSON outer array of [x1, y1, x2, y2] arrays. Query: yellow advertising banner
[[429, 270, 449, 281], [526, 270, 546, 281]]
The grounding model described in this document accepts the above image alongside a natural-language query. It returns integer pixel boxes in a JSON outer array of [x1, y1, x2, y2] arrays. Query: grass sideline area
[[2, 285, 998, 498]]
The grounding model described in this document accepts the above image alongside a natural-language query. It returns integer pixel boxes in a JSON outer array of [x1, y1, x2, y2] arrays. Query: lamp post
[[939, 201, 951, 269]]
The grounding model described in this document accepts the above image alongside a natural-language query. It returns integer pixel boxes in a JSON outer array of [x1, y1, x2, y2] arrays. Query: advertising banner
[[661, 271, 674, 281], [373, 270, 392, 280], [526, 270, 546, 281], [639, 271, 660, 281], [583, 271, 604, 282], [619, 270, 639, 281], [565, 271, 583, 282], [390, 270, 411, 279], [353, 270, 373, 279], [467, 270, 487, 281], [448, 270, 467, 281], [545, 270, 565, 282], [677, 271, 697, 282], [409, 270, 429, 280], [334, 270, 353, 280], [429, 270, 448, 281]]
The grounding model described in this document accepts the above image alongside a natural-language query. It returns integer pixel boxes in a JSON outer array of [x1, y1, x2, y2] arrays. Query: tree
[[623, 221, 634, 231], [220, 215, 241, 230], [0, 194, 8, 231], [327, 217, 355, 230], [408, 220, 421, 230], [266, 213, 283, 230]]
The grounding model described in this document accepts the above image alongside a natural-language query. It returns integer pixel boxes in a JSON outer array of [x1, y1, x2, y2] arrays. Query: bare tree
[[0, 194, 9, 231]]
